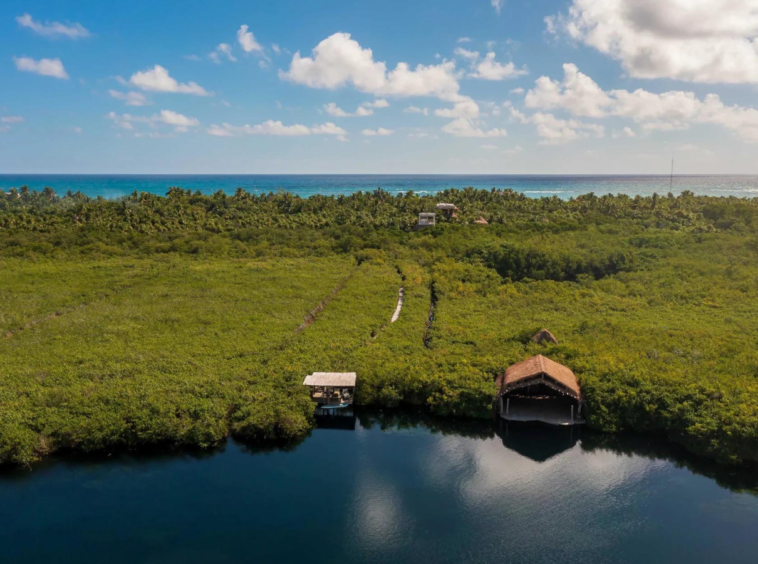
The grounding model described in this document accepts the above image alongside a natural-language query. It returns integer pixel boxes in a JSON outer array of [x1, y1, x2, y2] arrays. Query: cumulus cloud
[[363, 98, 390, 108], [404, 106, 429, 115], [207, 120, 346, 137], [491, 0, 504, 15], [435, 100, 480, 119], [280, 32, 464, 102], [128, 65, 210, 95], [109, 90, 149, 106], [524, 62, 758, 141], [362, 127, 394, 136], [209, 43, 236, 64], [237, 24, 264, 54], [469, 52, 528, 80], [510, 87, 525, 94], [525, 63, 610, 117], [454, 47, 480, 63], [457, 37, 472, 43], [106, 110, 200, 132], [16, 13, 90, 39], [503, 145, 524, 155], [510, 107, 604, 144], [13, 56, 68, 79], [613, 126, 636, 138], [442, 118, 508, 137], [550, 0, 758, 84], [324, 99, 388, 117]]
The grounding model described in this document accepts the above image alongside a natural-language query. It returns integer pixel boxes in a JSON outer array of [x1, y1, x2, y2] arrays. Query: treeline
[[2, 186, 758, 233]]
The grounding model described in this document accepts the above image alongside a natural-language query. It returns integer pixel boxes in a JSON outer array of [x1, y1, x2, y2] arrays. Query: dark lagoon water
[[2, 412, 757, 564], [3, 174, 758, 199]]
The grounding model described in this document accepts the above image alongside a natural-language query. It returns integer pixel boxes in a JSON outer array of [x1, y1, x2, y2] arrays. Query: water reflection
[[1, 409, 757, 564]]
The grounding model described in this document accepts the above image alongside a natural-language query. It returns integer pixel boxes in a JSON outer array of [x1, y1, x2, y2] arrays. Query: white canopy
[[303, 372, 357, 387]]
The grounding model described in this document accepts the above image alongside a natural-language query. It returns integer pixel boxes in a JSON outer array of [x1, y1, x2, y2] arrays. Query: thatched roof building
[[496, 355, 580, 400], [531, 328, 558, 344]]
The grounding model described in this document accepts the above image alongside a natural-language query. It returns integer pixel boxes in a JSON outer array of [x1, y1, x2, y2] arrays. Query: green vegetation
[[2, 187, 758, 466]]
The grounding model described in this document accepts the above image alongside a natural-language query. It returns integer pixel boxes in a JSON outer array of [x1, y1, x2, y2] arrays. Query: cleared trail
[[390, 287, 404, 323]]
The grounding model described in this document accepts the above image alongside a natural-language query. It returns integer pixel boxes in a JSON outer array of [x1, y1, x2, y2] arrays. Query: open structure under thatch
[[495, 355, 583, 426]]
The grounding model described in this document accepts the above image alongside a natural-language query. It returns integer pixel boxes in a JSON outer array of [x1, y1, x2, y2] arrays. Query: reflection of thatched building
[[495, 355, 583, 426]]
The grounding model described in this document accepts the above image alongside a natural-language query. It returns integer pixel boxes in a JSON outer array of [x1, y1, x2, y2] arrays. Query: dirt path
[[390, 287, 404, 323]]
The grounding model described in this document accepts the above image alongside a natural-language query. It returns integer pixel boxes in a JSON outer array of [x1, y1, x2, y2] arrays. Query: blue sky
[[3, 0, 758, 174]]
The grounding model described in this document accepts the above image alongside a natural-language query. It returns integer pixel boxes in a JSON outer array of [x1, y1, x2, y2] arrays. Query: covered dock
[[303, 372, 356, 406], [495, 355, 583, 426]]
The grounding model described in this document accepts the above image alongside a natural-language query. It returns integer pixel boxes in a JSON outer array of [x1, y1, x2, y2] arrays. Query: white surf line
[[391, 287, 404, 323]]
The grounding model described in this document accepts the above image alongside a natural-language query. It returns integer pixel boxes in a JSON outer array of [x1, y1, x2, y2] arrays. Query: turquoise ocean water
[[2, 174, 758, 199]]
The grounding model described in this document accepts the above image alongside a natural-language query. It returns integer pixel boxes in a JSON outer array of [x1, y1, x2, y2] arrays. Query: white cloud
[[237, 24, 264, 54], [442, 118, 507, 137], [525, 63, 610, 117], [155, 110, 199, 129], [480, 144, 498, 150], [510, 107, 604, 144], [272, 44, 281, 55], [209, 43, 237, 64], [16, 13, 90, 39], [454, 47, 480, 63], [280, 32, 464, 102], [109, 90, 149, 106], [312, 122, 349, 135], [491, 0, 504, 15], [324, 100, 386, 117], [13, 56, 68, 79], [469, 52, 528, 80], [362, 127, 394, 136], [524, 63, 758, 141], [106, 110, 199, 133], [510, 87, 525, 94], [613, 126, 636, 138], [457, 37, 472, 43], [503, 145, 524, 155], [551, 0, 758, 84], [1, 116, 24, 124], [128, 65, 210, 95], [435, 100, 480, 119], [207, 120, 346, 137], [363, 98, 389, 108], [404, 106, 429, 115]]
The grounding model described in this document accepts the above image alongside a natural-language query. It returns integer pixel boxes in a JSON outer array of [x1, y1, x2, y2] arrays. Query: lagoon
[[2, 412, 757, 564]]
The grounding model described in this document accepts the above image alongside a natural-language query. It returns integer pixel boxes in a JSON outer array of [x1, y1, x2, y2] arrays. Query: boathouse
[[303, 372, 356, 406], [495, 355, 583, 426]]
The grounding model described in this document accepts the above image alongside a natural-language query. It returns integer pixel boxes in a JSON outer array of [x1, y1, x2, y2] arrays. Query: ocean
[[2, 174, 758, 199]]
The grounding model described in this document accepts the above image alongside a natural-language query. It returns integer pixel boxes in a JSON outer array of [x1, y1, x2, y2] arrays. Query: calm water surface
[[1, 413, 757, 564], [3, 174, 758, 199]]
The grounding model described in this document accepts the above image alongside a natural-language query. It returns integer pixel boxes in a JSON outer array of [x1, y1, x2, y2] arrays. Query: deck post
[[506, 398, 510, 417], [571, 405, 574, 423], [499, 395, 504, 415]]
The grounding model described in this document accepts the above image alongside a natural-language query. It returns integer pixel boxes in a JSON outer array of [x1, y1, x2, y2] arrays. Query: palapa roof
[[303, 372, 357, 387], [531, 328, 558, 344], [474, 217, 489, 225], [496, 355, 580, 398], [435, 203, 458, 210]]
